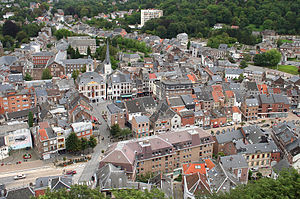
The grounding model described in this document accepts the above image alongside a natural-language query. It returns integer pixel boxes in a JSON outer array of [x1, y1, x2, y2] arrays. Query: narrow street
[[78, 102, 111, 185]]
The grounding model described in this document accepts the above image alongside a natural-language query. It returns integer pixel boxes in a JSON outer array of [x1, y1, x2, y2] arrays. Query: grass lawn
[[270, 65, 299, 75], [280, 39, 293, 43]]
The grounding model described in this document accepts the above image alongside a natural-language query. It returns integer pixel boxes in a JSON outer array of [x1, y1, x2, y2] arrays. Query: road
[[0, 163, 85, 189], [78, 102, 112, 185]]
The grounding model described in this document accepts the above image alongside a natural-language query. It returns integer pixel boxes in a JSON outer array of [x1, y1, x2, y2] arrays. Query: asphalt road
[[0, 163, 85, 189], [78, 102, 112, 185]]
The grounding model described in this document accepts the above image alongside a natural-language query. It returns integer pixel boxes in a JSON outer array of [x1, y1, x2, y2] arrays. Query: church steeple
[[105, 40, 111, 65], [103, 39, 112, 75]]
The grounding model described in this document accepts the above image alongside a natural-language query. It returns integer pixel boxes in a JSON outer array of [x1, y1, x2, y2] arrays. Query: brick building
[[99, 127, 214, 179], [106, 103, 126, 129], [132, 115, 150, 138], [0, 87, 36, 114], [256, 94, 289, 118], [32, 51, 54, 67], [241, 98, 259, 121]]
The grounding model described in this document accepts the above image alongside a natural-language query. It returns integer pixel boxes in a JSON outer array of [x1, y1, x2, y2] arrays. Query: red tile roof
[[149, 73, 157, 79], [232, 106, 241, 114], [187, 73, 197, 83], [204, 159, 215, 170], [225, 90, 234, 98], [39, 129, 48, 141], [183, 162, 206, 175]]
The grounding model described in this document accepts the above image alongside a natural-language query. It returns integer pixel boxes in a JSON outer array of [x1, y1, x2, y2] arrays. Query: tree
[[80, 137, 89, 151], [75, 48, 81, 58], [110, 124, 121, 137], [88, 136, 97, 149], [72, 70, 80, 80], [42, 68, 52, 80], [81, 65, 86, 73], [113, 188, 165, 199], [254, 49, 281, 67], [187, 40, 191, 50], [28, 111, 33, 127], [3, 20, 20, 37], [37, 185, 106, 199], [24, 73, 32, 81], [228, 56, 236, 63], [87, 46, 91, 56], [240, 60, 248, 69], [66, 132, 80, 152], [202, 169, 299, 199], [16, 31, 28, 43]]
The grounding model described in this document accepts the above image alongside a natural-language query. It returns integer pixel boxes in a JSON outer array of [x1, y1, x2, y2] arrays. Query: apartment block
[[0, 87, 36, 114], [141, 9, 163, 26], [99, 127, 214, 180]]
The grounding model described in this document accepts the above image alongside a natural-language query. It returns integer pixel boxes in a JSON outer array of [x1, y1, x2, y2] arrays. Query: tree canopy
[[65, 132, 80, 152], [254, 49, 282, 67], [42, 68, 52, 80], [198, 169, 300, 199]]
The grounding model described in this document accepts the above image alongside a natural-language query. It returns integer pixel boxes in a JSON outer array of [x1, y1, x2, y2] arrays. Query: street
[[78, 102, 112, 185], [0, 163, 86, 189]]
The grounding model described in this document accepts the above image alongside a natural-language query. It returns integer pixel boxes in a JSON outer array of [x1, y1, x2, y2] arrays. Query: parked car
[[213, 124, 219, 128], [66, 170, 76, 175], [14, 174, 26, 180], [261, 124, 270, 128]]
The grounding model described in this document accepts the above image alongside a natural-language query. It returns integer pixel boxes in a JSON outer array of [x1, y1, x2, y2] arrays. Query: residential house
[[256, 94, 289, 118], [107, 103, 126, 129], [272, 122, 300, 164], [213, 129, 244, 156], [132, 115, 150, 138], [34, 176, 72, 197], [241, 98, 259, 121], [71, 121, 93, 139], [106, 70, 133, 100], [35, 122, 58, 160]]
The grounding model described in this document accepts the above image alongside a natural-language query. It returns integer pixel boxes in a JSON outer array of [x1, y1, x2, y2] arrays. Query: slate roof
[[237, 141, 279, 154], [215, 130, 243, 144], [7, 107, 39, 120], [8, 74, 23, 82], [168, 97, 184, 107], [246, 82, 258, 91], [6, 187, 34, 199], [181, 95, 195, 105], [245, 98, 259, 107], [220, 154, 248, 169], [107, 103, 123, 114], [134, 115, 149, 123], [77, 72, 104, 84], [0, 56, 18, 66]]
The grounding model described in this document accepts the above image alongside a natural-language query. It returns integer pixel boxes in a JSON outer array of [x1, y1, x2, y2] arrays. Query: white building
[[77, 72, 106, 103], [177, 33, 189, 46], [106, 70, 133, 100], [0, 137, 9, 160], [141, 9, 163, 26]]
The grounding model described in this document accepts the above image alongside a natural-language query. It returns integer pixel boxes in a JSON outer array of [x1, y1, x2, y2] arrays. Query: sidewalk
[[0, 160, 51, 173]]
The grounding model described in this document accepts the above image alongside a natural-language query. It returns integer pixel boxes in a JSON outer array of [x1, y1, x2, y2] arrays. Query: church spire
[[105, 40, 110, 64]]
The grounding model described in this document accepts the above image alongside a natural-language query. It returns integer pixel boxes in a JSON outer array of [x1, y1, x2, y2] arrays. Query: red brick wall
[[271, 152, 281, 162], [181, 115, 195, 126]]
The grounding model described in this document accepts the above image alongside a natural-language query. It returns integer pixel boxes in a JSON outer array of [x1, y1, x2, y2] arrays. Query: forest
[[53, 0, 300, 40]]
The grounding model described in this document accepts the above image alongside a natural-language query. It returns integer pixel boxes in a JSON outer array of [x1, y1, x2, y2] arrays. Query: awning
[[121, 94, 132, 98]]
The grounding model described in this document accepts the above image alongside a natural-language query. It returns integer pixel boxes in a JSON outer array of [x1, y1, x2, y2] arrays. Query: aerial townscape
[[0, 0, 300, 199]]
